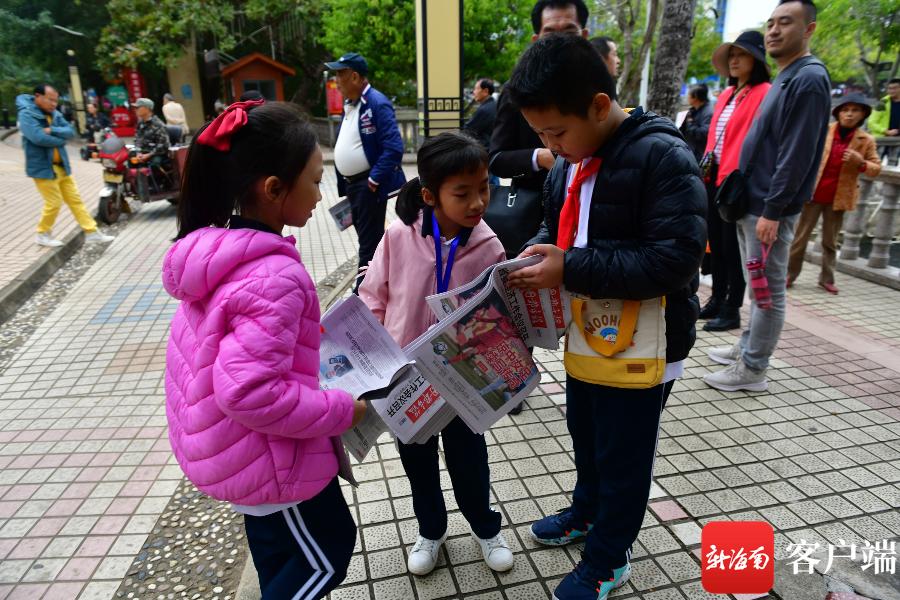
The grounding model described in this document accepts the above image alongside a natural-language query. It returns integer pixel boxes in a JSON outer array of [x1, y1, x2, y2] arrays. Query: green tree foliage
[[463, 0, 532, 85], [321, 0, 534, 106], [684, 0, 722, 84], [96, 0, 235, 72], [814, 0, 900, 93], [1, 2, 110, 112], [320, 0, 417, 104]]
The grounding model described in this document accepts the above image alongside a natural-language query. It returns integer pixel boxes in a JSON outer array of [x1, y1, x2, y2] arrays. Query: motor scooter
[[80, 127, 115, 161], [96, 133, 188, 224]]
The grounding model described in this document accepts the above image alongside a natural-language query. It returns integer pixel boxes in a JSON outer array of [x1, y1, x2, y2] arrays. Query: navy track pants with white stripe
[[244, 478, 356, 600]]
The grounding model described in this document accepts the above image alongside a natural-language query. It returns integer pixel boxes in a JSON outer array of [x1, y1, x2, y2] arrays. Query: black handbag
[[485, 182, 543, 258]]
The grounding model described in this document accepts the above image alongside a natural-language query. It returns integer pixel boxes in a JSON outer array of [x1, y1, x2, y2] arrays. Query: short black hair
[[33, 84, 54, 96], [477, 78, 495, 95], [506, 34, 617, 117], [689, 84, 709, 103], [590, 36, 615, 58], [888, 78, 900, 86], [530, 0, 589, 35], [778, 0, 816, 23]]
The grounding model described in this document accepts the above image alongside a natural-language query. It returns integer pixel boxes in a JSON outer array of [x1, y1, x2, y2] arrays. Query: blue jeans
[[735, 212, 799, 371], [567, 377, 674, 577]]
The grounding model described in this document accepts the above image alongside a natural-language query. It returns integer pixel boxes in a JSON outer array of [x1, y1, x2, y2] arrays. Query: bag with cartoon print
[[563, 296, 666, 389]]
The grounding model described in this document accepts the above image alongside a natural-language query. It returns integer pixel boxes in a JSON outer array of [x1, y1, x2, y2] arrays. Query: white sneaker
[[85, 231, 114, 244], [35, 233, 64, 248], [407, 533, 446, 576], [704, 360, 768, 392], [707, 343, 742, 365], [475, 532, 514, 572]]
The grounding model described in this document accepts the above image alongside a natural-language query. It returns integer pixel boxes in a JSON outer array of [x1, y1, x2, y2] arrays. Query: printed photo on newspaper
[[320, 257, 572, 460]]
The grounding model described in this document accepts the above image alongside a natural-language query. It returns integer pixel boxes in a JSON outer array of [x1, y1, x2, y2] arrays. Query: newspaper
[[426, 256, 568, 349], [328, 198, 353, 231], [320, 258, 570, 460]]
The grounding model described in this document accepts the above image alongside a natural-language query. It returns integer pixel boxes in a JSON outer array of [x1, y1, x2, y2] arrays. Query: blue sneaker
[[553, 561, 632, 600], [530, 508, 593, 546]]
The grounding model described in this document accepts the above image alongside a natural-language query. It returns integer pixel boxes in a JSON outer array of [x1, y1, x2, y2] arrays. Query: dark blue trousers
[[397, 416, 502, 540], [566, 377, 674, 577], [244, 478, 356, 600]]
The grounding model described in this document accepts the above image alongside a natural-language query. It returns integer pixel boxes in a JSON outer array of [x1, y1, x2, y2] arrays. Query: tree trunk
[[647, 0, 697, 119], [615, 0, 661, 106]]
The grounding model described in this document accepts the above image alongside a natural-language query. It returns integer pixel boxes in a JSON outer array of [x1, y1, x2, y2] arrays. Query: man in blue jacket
[[325, 53, 405, 290], [17, 85, 113, 247]]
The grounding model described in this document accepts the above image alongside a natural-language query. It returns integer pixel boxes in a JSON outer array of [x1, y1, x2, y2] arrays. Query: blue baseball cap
[[324, 52, 369, 76]]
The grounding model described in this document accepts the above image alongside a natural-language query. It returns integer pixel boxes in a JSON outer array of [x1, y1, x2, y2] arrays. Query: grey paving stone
[[628, 558, 672, 591], [496, 556, 538, 585], [529, 548, 574, 577], [366, 548, 407, 579], [658, 475, 698, 497], [655, 551, 700, 583], [735, 485, 779, 508], [453, 561, 498, 594], [413, 567, 458, 600], [814, 495, 863, 519], [644, 589, 687, 600], [638, 526, 681, 553], [788, 500, 836, 525], [706, 489, 750, 513], [331, 584, 371, 600], [815, 471, 859, 493], [372, 576, 414, 600], [759, 505, 807, 530], [504, 581, 552, 600]]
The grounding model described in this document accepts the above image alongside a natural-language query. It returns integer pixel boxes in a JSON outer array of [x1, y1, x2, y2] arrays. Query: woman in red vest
[[700, 31, 771, 332]]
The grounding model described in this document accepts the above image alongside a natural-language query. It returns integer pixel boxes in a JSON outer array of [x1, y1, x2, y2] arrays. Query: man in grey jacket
[[705, 0, 830, 392]]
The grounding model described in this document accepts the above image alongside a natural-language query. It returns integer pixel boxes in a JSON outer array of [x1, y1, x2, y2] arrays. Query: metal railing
[[876, 136, 900, 167]]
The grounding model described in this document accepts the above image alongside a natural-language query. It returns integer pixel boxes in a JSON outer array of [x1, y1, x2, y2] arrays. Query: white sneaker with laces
[[35, 233, 64, 248], [85, 231, 114, 244], [475, 532, 514, 572], [407, 533, 447, 576], [707, 343, 741, 365], [704, 360, 768, 392]]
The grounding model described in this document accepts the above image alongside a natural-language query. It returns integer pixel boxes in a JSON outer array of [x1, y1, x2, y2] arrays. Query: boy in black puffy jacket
[[505, 35, 706, 600]]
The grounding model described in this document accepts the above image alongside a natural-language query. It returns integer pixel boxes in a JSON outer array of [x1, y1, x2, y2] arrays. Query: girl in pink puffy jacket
[[162, 100, 366, 600], [359, 132, 514, 577]]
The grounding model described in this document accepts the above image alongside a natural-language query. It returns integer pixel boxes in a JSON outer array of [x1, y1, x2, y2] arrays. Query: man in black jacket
[[489, 0, 590, 203], [463, 79, 497, 151], [680, 84, 713, 161], [504, 35, 705, 600]]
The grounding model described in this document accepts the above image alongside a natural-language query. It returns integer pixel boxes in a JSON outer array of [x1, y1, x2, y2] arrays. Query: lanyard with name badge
[[432, 212, 460, 294]]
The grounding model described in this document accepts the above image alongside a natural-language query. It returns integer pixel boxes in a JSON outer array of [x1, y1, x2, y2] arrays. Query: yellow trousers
[[34, 165, 97, 234]]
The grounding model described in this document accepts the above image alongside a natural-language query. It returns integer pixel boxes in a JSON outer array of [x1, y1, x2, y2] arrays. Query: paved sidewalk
[[0, 158, 897, 600], [0, 135, 105, 318]]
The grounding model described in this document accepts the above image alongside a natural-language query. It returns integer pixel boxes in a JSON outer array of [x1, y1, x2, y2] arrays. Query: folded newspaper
[[319, 256, 569, 461]]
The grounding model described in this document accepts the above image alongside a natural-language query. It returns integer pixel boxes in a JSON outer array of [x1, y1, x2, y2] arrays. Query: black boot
[[509, 402, 524, 415], [699, 297, 722, 320], [704, 307, 740, 331]]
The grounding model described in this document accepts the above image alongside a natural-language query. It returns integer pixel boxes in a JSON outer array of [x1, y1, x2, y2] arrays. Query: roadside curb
[[0, 228, 84, 324], [0, 128, 18, 142]]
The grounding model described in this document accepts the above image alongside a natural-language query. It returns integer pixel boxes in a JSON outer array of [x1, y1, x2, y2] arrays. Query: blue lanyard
[[432, 212, 460, 294]]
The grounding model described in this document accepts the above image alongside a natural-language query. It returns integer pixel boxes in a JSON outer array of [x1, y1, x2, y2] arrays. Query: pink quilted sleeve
[[212, 273, 355, 439], [358, 232, 390, 324]]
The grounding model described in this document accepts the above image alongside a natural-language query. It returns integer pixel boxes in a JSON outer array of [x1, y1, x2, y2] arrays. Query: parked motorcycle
[[96, 133, 188, 224], [80, 127, 115, 161]]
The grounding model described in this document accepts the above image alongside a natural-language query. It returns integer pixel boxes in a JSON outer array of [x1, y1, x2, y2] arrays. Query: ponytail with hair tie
[[395, 176, 426, 225]]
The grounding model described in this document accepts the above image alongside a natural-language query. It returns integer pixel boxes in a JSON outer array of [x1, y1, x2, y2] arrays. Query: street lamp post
[[66, 49, 87, 133]]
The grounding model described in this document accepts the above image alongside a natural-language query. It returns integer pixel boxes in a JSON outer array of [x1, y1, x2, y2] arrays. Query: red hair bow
[[196, 98, 265, 151]]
